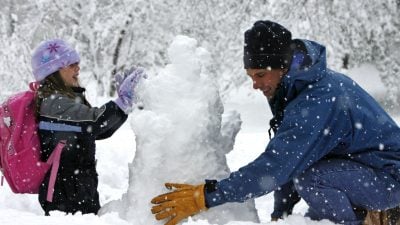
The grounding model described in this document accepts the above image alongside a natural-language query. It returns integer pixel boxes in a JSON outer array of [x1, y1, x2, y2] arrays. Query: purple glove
[[115, 67, 136, 92], [114, 67, 147, 113]]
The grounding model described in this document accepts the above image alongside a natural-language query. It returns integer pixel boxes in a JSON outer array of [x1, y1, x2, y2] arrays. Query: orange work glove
[[151, 183, 207, 225]]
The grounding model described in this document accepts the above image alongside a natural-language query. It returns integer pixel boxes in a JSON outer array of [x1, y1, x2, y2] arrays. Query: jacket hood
[[282, 39, 328, 102]]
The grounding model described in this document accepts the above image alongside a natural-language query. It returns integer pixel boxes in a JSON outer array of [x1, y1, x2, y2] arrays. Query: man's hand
[[151, 183, 207, 225]]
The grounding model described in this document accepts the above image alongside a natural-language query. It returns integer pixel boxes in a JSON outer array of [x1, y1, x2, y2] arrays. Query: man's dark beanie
[[244, 20, 293, 69]]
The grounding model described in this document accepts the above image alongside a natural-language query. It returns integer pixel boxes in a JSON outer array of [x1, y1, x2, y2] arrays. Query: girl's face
[[59, 62, 80, 87]]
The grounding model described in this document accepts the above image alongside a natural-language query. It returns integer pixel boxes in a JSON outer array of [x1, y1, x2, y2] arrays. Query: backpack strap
[[0, 103, 11, 187], [0, 103, 11, 146], [46, 140, 66, 202]]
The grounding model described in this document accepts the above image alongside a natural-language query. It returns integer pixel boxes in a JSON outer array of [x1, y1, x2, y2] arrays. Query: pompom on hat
[[243, 20, 293, 69], [31, 39, 80, 81]]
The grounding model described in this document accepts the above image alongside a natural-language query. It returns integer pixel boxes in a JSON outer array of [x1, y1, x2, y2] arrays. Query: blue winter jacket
[[205, 39, 400, 208]]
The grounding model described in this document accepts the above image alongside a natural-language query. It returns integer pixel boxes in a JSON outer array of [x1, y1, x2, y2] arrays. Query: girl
[[31, 39, 144, 215]]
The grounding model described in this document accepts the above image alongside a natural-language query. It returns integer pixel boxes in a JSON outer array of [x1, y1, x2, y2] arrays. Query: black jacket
[[38, 87, 127, 214]]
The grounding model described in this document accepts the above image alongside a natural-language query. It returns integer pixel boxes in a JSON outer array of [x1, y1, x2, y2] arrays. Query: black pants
[[39, 167, 100, 215]]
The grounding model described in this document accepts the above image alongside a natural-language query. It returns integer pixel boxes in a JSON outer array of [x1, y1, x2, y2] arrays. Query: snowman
[[101, 35, 259, 225]]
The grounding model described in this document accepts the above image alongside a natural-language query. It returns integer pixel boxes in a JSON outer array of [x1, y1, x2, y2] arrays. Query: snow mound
[[101, 35, 259, 224]]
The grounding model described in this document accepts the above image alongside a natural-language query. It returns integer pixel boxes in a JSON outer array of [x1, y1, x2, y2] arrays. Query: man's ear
[[280, 68, 289, 76]]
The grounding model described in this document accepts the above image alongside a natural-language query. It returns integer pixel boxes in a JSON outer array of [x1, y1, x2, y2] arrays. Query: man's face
[[246, 68, 287, 100]]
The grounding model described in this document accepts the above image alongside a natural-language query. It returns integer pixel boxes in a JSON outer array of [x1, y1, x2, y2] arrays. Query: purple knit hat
[[31, 39, 80, 81]]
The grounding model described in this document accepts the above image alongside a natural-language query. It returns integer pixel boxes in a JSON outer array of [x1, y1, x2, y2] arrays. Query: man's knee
[[293, 159, 357, 196]]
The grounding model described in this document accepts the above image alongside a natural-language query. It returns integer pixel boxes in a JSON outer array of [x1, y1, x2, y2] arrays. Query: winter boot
[[363, 206, 400, 225]]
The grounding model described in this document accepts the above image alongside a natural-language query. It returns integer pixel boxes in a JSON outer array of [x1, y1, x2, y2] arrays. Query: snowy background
[[1, 0, 400, 107], [1, 1, 400, 224]]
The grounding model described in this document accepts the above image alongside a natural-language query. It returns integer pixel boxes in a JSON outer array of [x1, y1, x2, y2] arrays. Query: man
[[150, 20, 400, 225]]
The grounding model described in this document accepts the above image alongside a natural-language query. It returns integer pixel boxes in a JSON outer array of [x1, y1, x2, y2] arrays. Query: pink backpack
[[0, 83, 65, 202]]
